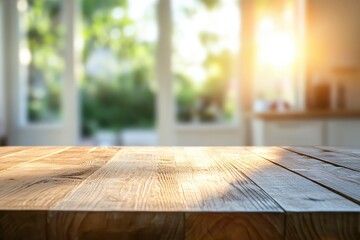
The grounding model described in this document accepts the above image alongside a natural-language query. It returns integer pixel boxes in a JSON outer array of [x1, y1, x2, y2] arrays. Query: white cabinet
[[252, 118, 360, 146], [252, 119, 324, 146], [327, 120, 360, 147]]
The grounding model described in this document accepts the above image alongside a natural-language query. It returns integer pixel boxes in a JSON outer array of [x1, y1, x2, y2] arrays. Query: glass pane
[[18, 0, 64, 123], [79, 0, 157, 144], [253, 0, 298, 111], [173, 0, 240, 124]]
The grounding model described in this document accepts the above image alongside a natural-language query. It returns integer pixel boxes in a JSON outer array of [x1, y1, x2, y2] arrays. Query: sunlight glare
[[111, 7, 124, 20], [17, 0, 28, 12], [257, 18, 296, 68], [19, 47, 32, 65], [259, 18, 274, 31]]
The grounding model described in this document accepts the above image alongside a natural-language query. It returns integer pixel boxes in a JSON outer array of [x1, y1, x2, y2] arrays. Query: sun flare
[[256, 18, 296, 68]]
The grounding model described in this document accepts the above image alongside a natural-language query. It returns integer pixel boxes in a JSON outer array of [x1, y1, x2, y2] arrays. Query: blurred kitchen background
[[0, 0, 360, 147]]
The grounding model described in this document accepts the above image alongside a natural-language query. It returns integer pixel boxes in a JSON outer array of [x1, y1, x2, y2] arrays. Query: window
[[11, 0, 244, 146], [173, 0, 240, 124], [253, 0, 302, 111], [18, 0, 64, 124], [79, 0, 158, 139]]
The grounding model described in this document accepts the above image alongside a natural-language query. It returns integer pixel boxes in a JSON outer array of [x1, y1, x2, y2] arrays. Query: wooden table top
[[0, 146, 359, 239]]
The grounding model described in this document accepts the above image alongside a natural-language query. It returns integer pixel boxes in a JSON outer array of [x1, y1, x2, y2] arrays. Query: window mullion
[[156, 0, 175, 145]]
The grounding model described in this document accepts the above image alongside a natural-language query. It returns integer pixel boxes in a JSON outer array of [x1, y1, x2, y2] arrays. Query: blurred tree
[[175, 0, 238, 123], [80, 0, 156, 136], [25, 0, 237, 134], [24, 0, 63, 122]]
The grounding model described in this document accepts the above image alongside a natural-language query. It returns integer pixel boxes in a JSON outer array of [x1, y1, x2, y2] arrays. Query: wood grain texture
[[213, 147, 359, 212], [0, 147, 120, 210], [285, 212, 360, 240], [318, 146, 360, 158], [0, 147, 30, 158], [53, 147, 186, 211], [0, 146, 68, 172], [0, 146, 359, 240], [185, 213, 284, 240], [249, 147, 360, 204], [48, 211, 183, 240], [0, 211, 46, 240], [54, 147, 283, 212], [174, 147, 282, 212], [286, 146, 360, 172]]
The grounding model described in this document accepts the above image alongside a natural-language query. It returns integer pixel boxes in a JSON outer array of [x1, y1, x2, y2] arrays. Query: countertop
[[0, 146, 359, 239], [248, 110, 360, 120]]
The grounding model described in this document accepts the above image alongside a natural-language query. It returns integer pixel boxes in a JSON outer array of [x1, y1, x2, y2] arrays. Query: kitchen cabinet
[[327, 120, 360, 147], [251, 111, 360, 146], [252, 119, 324, 146]]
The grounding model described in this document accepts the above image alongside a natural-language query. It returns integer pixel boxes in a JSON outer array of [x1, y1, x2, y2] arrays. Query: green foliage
[[26, 0, 236, 130], [81, 0, 127, 22], [197, 0, 221, 10], [175, 73, 197, 122], [25, 0, 63, 122], [80, 0, 156, 136], [176, 35, 235, 123]]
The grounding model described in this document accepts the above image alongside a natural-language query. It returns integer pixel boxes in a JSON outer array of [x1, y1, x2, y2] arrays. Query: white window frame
[[3, 0, 271, 146], [16, 0, 77, 128], [0, 0, 6, 139], [4, 0, 78, 145]]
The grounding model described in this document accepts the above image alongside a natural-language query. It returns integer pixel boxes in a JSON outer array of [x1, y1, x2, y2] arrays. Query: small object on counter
[[269, 100, 290, 111], [253, 100, 271, 112], [313, 81, 331, 109]]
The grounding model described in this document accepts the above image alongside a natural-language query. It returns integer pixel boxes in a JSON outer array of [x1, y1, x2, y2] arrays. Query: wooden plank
[[54, 147, 283, 212], [0, 146, 69, 172], [318, 146, 360, 157], [48, 211, 184, 240], [0, 147, 30, 158], [249, 147, 360, 204], [53, 147, 187, 211], [285, 212, 360, 240], [0, 211, 47, 240], [185, 213, 284, 240], [1, 146, 359, 239], [213, 148, 359, 240], [178, 149, 286, 239], [286, 146, 360, 172], [53, 147, 284, 239], [0, 147, 120, 210], [175, 147, 282, 212], [212, 148, 359, 212]]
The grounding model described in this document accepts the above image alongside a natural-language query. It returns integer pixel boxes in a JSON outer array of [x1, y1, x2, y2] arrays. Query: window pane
[[18, 0, 64, 123], [253, 0, 298, 111], [79, 0, 157, 140], [173, 0, 240, 124]]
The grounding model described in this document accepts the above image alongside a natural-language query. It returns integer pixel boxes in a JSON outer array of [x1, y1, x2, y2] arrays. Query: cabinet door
[[263, 120, 324, 146], [327, 120, 360, 147]]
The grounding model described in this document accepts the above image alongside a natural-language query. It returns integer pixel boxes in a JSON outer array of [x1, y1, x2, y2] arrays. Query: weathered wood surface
[[314, 146, 360, 158], [286, 146, 360, 171], [250, 147, 360, 204], [0, 146, 359, 240], [0, 147, 121, 210]]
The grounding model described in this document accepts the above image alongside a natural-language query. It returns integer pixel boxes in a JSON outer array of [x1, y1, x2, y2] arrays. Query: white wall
[[308, 0, 360, 69]]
